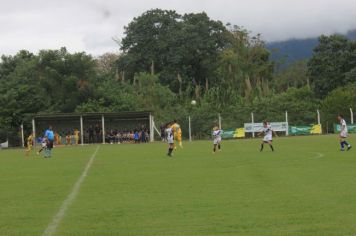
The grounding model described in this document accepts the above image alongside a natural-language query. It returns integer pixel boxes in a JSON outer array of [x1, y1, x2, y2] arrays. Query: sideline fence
[[1, 108, 355, 147]]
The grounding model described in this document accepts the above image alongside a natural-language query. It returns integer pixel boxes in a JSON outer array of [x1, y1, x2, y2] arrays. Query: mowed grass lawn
[[0, 135, 356, 236]]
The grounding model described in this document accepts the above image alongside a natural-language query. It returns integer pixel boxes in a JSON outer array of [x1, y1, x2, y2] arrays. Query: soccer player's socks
[[344, 141, 350, 146], [218, 144, 221, 150], [213, 144, 216, 153], [340, 141, 345, 149], [168, 148, 173, 156], [260, 144, 264, 152], [269, 144, 274, 151]]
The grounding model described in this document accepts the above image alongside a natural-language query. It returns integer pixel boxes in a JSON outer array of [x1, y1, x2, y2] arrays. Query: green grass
[[0, 135, 356, 235]]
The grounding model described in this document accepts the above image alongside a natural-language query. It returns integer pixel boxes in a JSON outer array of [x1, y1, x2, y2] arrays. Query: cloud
[[1, 0, 356, 56]]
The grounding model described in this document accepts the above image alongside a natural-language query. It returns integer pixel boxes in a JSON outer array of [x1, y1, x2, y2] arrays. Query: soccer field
[[0, 135, 355, 236]]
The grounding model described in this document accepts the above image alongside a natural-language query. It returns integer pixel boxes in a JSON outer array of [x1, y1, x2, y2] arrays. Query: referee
[[44, 125, 54, 158]]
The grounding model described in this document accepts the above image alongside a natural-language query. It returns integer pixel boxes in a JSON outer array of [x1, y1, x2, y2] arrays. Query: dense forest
[[1, 9, 356, 143]]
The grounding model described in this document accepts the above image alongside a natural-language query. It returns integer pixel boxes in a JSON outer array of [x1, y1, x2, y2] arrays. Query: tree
[[35, 48, 96, 112], [272, 60, 309, 92], [308, 35, 356, 98], [0, 51, 45, 131], [0, 48, 97, 141], [217, 26, 274, 101], [321, 83, 356, 126], [120, 9, 182, 83], [253, 87, 320, 125], [118, 9, 228, 95]]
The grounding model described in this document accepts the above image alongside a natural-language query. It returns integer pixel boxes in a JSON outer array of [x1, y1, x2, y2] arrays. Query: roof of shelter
[[33, 111, 152, 120]]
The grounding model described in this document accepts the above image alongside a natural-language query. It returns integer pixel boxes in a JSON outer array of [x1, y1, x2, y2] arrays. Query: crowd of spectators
[[37, 124, 150, 145], [105, 129, 149, 144]]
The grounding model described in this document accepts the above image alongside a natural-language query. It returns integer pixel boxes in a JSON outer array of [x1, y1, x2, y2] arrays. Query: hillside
[[267, 29, 356, 66]]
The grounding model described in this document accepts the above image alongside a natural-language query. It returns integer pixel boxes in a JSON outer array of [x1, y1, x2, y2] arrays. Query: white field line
[[42, 145, 100, 236]]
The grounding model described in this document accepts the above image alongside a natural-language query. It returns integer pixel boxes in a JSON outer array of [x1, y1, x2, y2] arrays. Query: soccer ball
[[191, 100, 197, 105]]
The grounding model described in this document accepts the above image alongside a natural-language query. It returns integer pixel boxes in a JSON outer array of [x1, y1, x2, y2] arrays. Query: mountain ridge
[[267, 29, 356, 66]]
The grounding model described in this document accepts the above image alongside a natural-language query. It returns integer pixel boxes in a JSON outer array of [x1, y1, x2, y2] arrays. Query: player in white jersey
[[212, 126, 222, 153], [165, 122, 175, 157], [338, 115, 352, 151], [258, 121, 278, 152], [37, 136, 48, 155]]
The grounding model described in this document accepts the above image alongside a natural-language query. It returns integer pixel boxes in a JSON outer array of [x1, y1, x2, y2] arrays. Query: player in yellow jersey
[[74, 129, 80, 145], [25, 133, 34, 157], [171, 120, 183, 149]]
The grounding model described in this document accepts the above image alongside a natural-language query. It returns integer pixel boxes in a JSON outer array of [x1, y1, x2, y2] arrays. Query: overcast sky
[[1, 0, 356, 56]]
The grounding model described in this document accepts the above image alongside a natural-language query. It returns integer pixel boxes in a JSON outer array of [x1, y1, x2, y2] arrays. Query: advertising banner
[[289, 124, 322, 135], [244, 122, 288, 133], [334, 124, 356, 133], [221, 128, 245, 139]]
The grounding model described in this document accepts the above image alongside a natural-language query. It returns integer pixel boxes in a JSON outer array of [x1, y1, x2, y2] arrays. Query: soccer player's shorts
[[47, 140, 54, 149], [213, 137, 221, 145], [41, 142, 47, 148], [263, 135, 272, 142], [340, 131, 348, 138], [167, 137, 174, 144]]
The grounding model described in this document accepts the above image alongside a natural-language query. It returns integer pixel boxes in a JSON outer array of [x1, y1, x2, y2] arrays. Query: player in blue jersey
[[44, 126, 54, 158]]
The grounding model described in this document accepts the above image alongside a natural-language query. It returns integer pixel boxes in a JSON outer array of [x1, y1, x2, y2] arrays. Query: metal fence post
[[32, 118, 36, 146], [188, 116, 192, 142], [149, 114, 154, 142], [218, 113, 222, 130], [317, 109, 321, 125], [285, 111, 289, 136], [21, 123, 25, 148], [350, 108, 354, 124], [101, 115, 105, 144], [80, 116, 84, 145], [251, 112, 255, 138]]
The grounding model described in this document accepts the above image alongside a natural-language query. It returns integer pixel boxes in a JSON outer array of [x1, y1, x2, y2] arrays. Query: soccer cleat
[[341, 148, 345, 151], [347, 146, 352, 151]]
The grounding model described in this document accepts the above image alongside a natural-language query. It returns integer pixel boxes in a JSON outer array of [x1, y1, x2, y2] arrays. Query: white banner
[[244, 122, 288, 133], [0, 140, 8, 149]]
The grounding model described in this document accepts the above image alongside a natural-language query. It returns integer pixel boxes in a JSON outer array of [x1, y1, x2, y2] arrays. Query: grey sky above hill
[[1, 0, 356, 56]]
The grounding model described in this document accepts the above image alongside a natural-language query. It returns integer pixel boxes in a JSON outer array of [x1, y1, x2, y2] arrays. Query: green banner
[[289, 124, 322, 135], [334, 124, 356, 133]]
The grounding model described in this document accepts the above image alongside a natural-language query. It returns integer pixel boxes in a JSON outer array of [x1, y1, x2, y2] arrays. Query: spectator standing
[[95, 124, 101, 143], [160, 124, 165, 142], [134, 131, 139, 143], [88, 125, 94, 144]]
